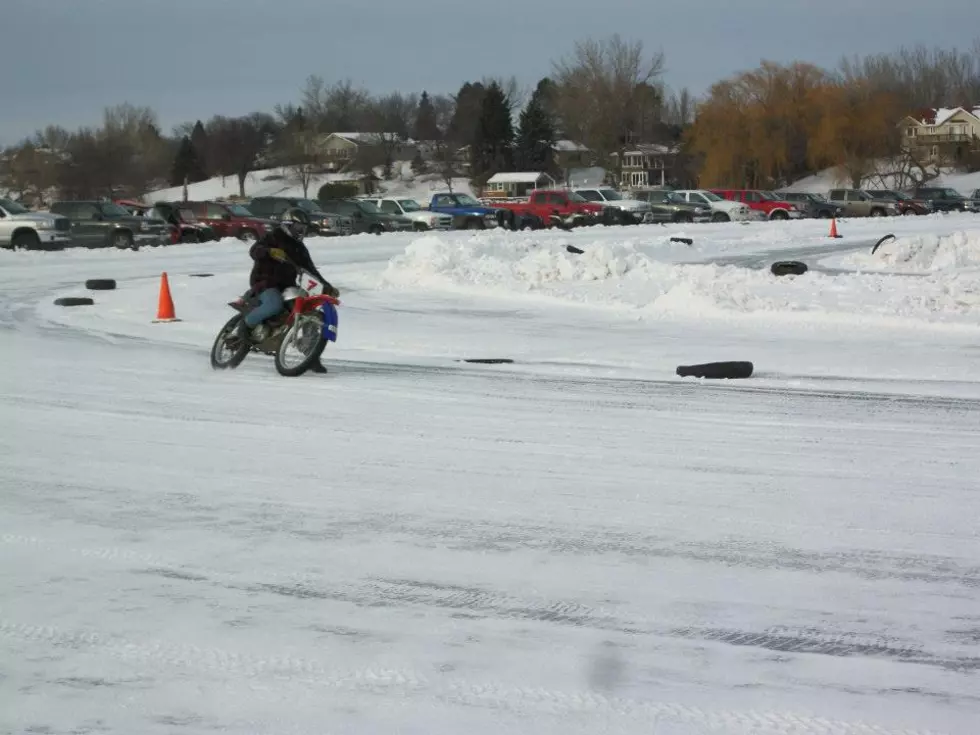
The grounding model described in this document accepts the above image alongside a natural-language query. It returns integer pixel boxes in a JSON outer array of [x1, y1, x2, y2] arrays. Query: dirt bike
[[209, 269, 340, 377]]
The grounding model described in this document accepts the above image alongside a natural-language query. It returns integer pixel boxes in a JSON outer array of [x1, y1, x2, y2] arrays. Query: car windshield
[[567, 191, 587, 202], [100, 202, 132, 217], [453, 194, 480, 206], [227, 204, 253, 217], [179, 208, 197, 221], [0, 197, 30, 214], [356, 200, 381, 214], [398, 199, 421, 212], [942, 188, 962, 198], [598, 188, 622, 201], [698, 191, 723, 202], [294, 199, 320, 212]]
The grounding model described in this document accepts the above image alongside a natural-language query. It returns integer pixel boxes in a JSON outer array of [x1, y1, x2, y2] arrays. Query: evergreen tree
[[471, 82, 514, 177], [410, 150, 428, 175], [446, 82, 485, 148], [189, 120, 209, 176], [515, 84, 557, 171], [170, 136, 206, 186], [413, 91, 441, 141]]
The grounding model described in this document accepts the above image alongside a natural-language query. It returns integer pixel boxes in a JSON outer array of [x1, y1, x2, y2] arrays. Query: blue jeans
[[244, 288, 284, 327]]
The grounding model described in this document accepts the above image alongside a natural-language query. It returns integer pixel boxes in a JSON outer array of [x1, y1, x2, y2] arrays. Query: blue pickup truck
[[427, 193, 500, 230]]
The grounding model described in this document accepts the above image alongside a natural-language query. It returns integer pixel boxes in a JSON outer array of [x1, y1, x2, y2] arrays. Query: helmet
[[278, 207, 310, 241]]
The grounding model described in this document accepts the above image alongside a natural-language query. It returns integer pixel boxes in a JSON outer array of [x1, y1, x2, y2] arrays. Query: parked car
[[319, 198, 413, 235], [670, 189, 755, 221], [49, 200, 170, 249], [630, 189, 713, 223], [489, 189, 604, 229], [149, 202, 219, 242], [0, 197, 74, 250], [182, 201, 274, 241], [908, 186, 977, 213], [362, 198, 453, 231], [864, 190, 932, 216], [426, 192, 501, 230], [778, 192, 844, 219], [247, 196, 353, 236], [572, 187, 654, 223], [710, 189, 802, 220], [826, 189, 899, 217]]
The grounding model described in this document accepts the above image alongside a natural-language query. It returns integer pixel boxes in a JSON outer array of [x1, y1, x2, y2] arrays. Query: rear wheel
[[466, 217, 484, 230], [672, 212, 694, 224], [770, 210, 789, 221], [210, 315, 250, 370], [870, 208, 885, 217], [239, 229, 258, 242], [274, 312, 327, 377], [711, 212, 730, 223], [112, 231, 136, 250]]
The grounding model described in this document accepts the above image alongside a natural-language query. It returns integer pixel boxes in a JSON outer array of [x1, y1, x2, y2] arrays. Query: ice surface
[[2, 218, 979, 735]]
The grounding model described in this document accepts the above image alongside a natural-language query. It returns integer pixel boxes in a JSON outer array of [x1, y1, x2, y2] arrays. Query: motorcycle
[[209, 269, 340, 377]]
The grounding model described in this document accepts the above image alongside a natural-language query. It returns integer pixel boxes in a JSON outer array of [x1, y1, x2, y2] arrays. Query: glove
[[269, 247, 288, 262], [323, 283, 340, 298]]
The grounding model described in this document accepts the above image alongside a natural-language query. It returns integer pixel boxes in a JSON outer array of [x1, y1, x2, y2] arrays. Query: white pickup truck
[[363, 197, 454, 231], [0, 197, 74, 250]]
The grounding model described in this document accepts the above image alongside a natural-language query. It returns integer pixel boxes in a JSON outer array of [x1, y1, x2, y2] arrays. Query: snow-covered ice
[[2, 216, 980, 735]]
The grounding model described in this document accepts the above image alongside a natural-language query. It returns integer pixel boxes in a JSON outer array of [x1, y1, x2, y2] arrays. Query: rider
[[237, 208, 339, 369]]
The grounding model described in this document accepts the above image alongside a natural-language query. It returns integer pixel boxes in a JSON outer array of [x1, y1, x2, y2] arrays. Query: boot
[[309, 359, 327, 374]]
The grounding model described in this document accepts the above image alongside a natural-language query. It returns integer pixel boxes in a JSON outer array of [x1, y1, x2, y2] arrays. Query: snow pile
[[380, 235, 677, 290], [840, 230, 980, 272], [381, 234, 980, 325]]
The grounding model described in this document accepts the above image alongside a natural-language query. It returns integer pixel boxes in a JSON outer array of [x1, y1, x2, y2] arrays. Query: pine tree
[[414, 91, 441, 141], [515, 84, 557, 171], [189, 120, 209, 177], [446, 82, 485, 148], [170, 136, 206, 186], [472, 82, 514, 177]]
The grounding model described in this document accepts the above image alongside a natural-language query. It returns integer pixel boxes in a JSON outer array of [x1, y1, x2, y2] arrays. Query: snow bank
[[838, 230, 980, 272], [381, 234, 980, 326]]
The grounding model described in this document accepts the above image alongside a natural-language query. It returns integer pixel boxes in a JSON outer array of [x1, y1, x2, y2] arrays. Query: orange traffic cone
[[153, 272, 180, 322], [829, 218, 842, 239]]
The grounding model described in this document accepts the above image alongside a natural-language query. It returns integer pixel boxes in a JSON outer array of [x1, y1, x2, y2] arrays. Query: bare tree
[[550, 35, 666, 175], [363, 92, 418, 178], [207, 113, 277, 197]]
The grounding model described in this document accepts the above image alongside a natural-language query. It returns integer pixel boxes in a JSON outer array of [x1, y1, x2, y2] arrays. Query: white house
[[484, 171, 556, 198], [900, 106, 980, 164]]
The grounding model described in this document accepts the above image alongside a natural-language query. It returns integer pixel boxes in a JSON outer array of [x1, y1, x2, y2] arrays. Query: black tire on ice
[[462, 358, 514, 364], [670, 237, 694, 245], [54, 297, 94, 307], [566, 245, 584, 254], [85, 279, 116, 290], [770, 261, 808, 276], [676, 361, 754, 380], [189, 273, 215, 278], [871, 234, 896, 255]]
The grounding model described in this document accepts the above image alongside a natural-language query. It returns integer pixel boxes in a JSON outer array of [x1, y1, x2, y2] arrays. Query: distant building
[[483, 172, 556, 198], [900, 106, 980, 165]]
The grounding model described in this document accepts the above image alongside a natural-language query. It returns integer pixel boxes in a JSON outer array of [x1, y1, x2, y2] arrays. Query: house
[[483, 172, 557, 198], [900, 106, 980, 165], [611, 143, 679, 189], [316, 132, 418, 172], [552, 140, 592, 170]]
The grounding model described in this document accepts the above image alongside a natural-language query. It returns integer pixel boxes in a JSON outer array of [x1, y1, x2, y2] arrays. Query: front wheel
[[711, 212, 730, 223], [210, 315, 250, 370], [274, 312, 327, 377], [113, 231, 136, 250]]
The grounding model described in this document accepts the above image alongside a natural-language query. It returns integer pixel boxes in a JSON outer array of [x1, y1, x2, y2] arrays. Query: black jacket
[[248, 229, 328, 293]]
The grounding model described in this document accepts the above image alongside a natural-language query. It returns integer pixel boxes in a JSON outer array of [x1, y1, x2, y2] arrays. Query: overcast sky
[[2, 0, 979, 145]]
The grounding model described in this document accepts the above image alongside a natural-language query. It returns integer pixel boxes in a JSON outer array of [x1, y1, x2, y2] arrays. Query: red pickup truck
[[492, 189, 605, 229], [710, 189, 802, 220]]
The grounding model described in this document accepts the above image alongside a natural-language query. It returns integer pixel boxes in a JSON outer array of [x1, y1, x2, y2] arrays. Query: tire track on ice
[[4, 533, 977, 672], [0, 618, 951, 735]]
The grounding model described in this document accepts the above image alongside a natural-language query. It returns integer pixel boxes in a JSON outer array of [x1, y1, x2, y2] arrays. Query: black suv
[[909, 187, 977, 213], [248, 196, 353, 236], [779, 192, 843, 219], [318, 199, 412, 235], [49, 200, 170, 249]]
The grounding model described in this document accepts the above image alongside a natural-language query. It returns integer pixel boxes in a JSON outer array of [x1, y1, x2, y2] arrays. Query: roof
[[906, 106, 980, 126], [328, 132, 413, 145], [487, 171, 555, 184], [552, 139, 589, 152], [615, 143, 679, 156]]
